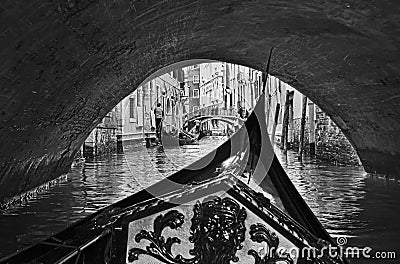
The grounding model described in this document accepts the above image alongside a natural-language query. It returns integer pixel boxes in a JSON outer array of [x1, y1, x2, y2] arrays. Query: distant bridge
[[183, 106, 244, 132]]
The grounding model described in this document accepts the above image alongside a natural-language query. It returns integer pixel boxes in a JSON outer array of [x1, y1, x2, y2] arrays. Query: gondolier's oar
[[248, 47, 273, 184]]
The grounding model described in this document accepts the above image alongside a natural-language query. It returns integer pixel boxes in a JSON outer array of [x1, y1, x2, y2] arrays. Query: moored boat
[[0, 95, 347, 264], [161, 130, 198, 147]]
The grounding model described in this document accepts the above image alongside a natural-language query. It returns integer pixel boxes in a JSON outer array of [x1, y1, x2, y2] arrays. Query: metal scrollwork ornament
[[128, 210, 192, 263], [248, 223, 294, 264], [189, 196, 247, 264], [128, 197, 247, 264]]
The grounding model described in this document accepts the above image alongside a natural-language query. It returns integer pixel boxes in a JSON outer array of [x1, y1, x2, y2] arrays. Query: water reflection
[[276, 148, 400, 263], [0, 138, 399, 263], [277, 148, 370, 235], [0, 137, 227, 258]]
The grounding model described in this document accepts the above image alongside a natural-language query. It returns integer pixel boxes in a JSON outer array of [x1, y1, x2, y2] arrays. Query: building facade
[[199, 62, 226, 108], [117, 71, 183, 142], [225, 63, 263, 112], [84, 71, 183, 156], [183, 65, 200, 114]]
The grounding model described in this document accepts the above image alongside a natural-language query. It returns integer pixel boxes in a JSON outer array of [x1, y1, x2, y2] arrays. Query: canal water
[[0, 137, 399, 263]]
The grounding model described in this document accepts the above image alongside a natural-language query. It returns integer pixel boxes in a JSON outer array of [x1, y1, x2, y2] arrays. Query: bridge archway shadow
[[1, 1, 399, 202]]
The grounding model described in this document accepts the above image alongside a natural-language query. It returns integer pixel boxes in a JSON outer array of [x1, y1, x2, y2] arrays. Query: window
[[149, 82, 153, 107], [193, 89, 199, 98], [193, 75, 199, 83], [137, 87, 142, 107], [129, 97, 136, 120], [156, 84, 161, 102]]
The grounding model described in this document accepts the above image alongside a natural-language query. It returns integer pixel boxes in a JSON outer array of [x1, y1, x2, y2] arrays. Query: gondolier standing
[[154, 103, 164, 140]]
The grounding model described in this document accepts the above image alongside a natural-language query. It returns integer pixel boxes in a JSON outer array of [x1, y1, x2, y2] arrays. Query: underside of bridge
[[0, 0, 399, 202]]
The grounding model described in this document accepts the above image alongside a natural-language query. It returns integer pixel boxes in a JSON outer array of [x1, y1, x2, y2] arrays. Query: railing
[[186, 106, 237, 120]]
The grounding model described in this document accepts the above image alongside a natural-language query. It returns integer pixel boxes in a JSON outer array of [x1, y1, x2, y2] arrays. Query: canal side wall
[[83, 110, 119, 158], [84, 128, 117, 157], [289, 114, 361, 166], [315, 107, 361, 166], [275, 92, 361, 166], [291, 118, 311, 155]]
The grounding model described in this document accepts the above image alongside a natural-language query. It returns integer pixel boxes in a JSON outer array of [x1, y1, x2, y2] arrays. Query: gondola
[[160, 130, 198, 147], [0, 94, 347, 264]]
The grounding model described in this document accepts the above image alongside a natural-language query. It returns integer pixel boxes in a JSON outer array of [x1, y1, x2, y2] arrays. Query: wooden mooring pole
[[281, 91, 290, 153], [271, 103, 280, 145], [271, 79, 281, 145], [298, 95, 308, 161], [308, 101, 316, 156]]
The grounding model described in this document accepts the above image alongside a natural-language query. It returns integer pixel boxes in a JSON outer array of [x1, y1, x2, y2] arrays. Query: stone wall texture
[[315, 108, 361, 166], [83, 110, 118, 158], [1, 0, 400, 201], [291, 118, 311, 155]]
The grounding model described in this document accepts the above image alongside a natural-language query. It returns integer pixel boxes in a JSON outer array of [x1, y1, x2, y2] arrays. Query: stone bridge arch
[[1, 0, 400, 201], [185, 115, 240, 132]]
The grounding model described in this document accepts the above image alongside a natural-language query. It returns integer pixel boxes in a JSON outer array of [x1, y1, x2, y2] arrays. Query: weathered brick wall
[[289, 108, 361, 166], [83, 111, 118, 158], [94, 128, 117, 156], [315, 107, 361, 166]]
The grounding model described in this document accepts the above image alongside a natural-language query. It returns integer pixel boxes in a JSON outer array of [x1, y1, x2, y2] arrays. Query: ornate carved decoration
[[189, 196, 247, 264], [248, 223, 294, 264], [233, 180, 315, 245], [128, 197, 247, 264], [128, 210, 193, 263]]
